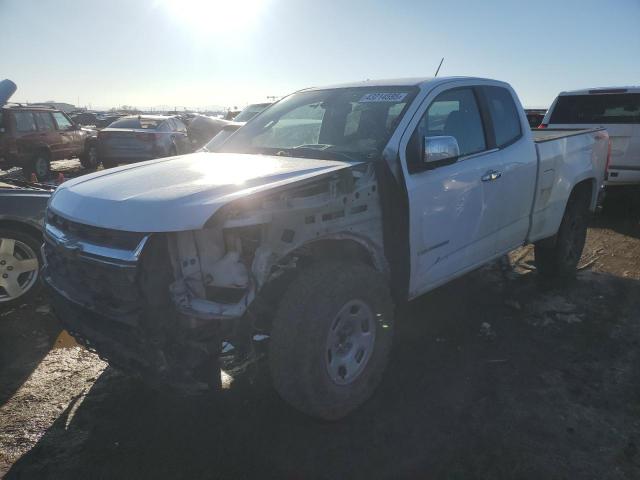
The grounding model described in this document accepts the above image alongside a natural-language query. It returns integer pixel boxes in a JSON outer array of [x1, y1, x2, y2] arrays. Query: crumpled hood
[[49, 152, 357, 232]]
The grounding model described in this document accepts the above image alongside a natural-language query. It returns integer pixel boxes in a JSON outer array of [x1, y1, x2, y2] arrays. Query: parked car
[[43, 77, 609, 419], [525, 108, 546, 128], [97, 115, 191, 167], [0, 105, 99, 180], [186, 114, 235, 150], [232, 103, 272, 123], [542, 87, 639, 193], [202, 103, 272, 151], [0, 178, 53, 306]]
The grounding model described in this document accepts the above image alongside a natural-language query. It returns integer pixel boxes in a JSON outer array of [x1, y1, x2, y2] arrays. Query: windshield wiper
[[279, 146, 360, 163]]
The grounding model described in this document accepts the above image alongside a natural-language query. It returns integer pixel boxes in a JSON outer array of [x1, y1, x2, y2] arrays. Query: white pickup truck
[[43, 77, 609, 419]]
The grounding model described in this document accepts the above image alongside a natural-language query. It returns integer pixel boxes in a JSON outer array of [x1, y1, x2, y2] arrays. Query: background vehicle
[[44, 77, 608, 420], [525, 108, 546, 128], [232, 103, 272, 123], [202, 103, 272, 151], [186, 114, 235, 150], [542, 87, 639, 190], [0, 105, 98, 180], [97, 115, 191, 167], [0, 178, 53, 307]]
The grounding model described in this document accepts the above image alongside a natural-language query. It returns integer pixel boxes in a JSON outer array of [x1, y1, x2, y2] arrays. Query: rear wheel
[[80, 142, 99, 170], [269, 262, 394, 420], [0, 229, 41, 308], [101, 157, 118, 169], [23, 150, 51, 181], [535, 188, 591, 278]]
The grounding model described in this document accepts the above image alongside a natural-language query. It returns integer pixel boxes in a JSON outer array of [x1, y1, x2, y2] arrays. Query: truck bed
[[527, 126, 609, 243], [531, 127, 605, 143]]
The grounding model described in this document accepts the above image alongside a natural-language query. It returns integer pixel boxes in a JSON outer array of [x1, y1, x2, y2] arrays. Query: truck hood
[[49, 152, 358, 232]]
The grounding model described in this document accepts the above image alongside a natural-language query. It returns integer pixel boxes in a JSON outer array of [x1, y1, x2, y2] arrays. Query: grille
[[46, 210, 146, 250], [44, 241, 142, 315]]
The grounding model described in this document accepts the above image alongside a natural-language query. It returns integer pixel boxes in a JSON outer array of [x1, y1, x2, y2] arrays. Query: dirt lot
[[1, 193, 640, 479]]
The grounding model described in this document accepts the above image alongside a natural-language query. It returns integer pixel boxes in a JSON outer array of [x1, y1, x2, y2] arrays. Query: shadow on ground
[[5, 263, 640, 479], [0, 294, 61, 406]]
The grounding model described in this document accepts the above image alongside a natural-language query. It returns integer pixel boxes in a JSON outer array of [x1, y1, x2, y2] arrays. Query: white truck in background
[[542, 87, 640, 198], [43, 77, 609, 419]]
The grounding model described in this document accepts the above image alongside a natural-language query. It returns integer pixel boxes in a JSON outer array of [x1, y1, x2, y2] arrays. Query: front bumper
[[44, 271, 150, 373]]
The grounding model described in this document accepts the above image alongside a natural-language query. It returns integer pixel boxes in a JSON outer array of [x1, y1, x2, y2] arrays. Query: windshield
[[218, 86, 416, 161], [233, 103, 271, 122]]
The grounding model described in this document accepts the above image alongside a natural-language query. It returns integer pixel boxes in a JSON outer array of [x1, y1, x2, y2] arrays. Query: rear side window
[[14, 111, 37, 132], [550, 94, 640, 124], [35, 112, 56, 131], [483, 86, 522, 147], [52, 112, 73, 130]]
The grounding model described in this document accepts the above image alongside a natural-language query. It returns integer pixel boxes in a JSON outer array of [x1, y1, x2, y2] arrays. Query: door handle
[[481, 170, 502, 182]]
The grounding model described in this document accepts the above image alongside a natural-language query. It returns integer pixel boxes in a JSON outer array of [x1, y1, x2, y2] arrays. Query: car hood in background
[[49, 152, 358, 232]]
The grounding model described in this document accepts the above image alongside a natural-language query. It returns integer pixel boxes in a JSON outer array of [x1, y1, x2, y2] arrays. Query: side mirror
[[422, 135, 460, 168]]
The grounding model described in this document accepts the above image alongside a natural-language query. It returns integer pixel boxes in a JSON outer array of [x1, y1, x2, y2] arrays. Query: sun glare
[[158, 0, 268, 36]]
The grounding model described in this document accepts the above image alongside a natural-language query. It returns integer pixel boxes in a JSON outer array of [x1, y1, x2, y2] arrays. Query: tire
[[269, 262, 394, 420], [79, 142, 99, 170], [23, 150, 51, 181], [101, 157, 118, 169], [0, 228, 42, 308], [534, 189, 591, 278]]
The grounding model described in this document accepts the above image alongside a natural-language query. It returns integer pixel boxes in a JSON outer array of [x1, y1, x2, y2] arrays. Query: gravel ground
[[1, 195, 640, 479]]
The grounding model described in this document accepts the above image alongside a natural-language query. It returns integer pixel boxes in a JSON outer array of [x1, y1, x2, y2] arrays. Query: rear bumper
[[99, 152, 157, 163], [606, 167, 640, 187]]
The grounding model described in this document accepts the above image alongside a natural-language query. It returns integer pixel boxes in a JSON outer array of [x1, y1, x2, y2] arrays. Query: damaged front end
[[43, 162, 385, 390]]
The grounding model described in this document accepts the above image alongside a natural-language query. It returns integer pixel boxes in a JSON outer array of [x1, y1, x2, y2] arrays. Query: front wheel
[[535, 189, 591, 278], [0, 229, 42, 307], [269, 262, 394, 420], [23, 150, 51, 181]]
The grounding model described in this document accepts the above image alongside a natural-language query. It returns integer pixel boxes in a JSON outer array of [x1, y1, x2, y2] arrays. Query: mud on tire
[[269, 262, 394, 420], [535, 187, 591, 278]]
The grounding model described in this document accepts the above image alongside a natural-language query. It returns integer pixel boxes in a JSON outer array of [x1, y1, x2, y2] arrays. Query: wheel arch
[[0, 218, 44, 241]]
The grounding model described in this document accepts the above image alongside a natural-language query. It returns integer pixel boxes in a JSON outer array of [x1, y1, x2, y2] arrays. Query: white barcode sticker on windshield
[[359, 92, 407, 103]]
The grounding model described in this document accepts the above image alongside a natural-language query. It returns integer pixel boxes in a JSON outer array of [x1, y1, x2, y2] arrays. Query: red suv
[[0, 104, 98, 180]]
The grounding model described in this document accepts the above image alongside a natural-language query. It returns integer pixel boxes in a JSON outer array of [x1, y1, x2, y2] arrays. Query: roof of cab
[[303, 76, 504, 91], [558, 86, 640, 96]]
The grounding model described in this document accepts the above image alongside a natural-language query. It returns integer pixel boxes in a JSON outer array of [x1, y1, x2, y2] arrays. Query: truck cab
[[43, 77, 608, 419]]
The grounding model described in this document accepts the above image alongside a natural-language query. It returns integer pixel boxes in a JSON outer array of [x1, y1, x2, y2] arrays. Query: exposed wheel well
[[250, 238, 384, 332], [572, 178, 597, 210]]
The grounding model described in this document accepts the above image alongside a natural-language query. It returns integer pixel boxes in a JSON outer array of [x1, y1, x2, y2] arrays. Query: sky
[[1, 0, 639, 110]]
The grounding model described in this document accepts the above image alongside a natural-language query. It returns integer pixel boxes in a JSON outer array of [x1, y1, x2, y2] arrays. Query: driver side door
[[403, 85, 505, 297]]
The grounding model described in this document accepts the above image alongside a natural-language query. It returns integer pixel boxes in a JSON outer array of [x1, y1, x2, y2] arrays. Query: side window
[[483, 86, 521, 147], [52, 112, 73, 130], [13, 112, 37, 132], [158, 121, 171, 132], [406, 88, 486, 171], [35, 112, 56, 132], [174, 119, 186, 132]]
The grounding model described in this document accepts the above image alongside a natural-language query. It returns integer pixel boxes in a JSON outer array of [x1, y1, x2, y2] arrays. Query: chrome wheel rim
[[325, 299, 376, 385], [0, 238, 39, 303]]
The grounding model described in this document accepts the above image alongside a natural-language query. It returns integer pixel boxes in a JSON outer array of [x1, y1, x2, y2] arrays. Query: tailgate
[[548, 123, 635, 170]]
